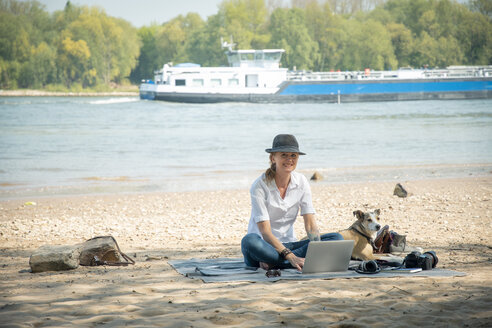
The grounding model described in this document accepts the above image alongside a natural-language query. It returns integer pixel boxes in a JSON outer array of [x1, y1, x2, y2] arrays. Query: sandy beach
[[1, 176, 491, 327]]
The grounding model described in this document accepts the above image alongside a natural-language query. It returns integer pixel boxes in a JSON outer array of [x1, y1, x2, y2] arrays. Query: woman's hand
[[257, 221, 306, 271], [286, 253, 304, 271], [303, 214, 321, 241]]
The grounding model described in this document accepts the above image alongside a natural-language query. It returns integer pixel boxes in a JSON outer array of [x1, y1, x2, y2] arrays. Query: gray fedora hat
[[265, 134, 306, 155]]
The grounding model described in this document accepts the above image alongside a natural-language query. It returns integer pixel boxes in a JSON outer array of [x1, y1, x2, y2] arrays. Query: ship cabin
[[152, 49, 287, 91]]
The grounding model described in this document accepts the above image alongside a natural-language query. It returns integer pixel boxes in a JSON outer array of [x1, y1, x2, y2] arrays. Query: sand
[[1, 176, 491, 327]]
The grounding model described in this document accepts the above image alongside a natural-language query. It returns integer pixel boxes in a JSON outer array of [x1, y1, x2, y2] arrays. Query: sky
[[34, 0, 224, 27], [32, 0, 474, 28]]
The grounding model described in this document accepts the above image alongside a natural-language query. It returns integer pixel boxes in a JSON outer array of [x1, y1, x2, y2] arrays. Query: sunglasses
[[265, 269, 281, 278]]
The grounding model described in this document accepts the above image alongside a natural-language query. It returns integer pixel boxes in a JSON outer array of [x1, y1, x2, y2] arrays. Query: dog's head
[[353, 209, 381, 232]]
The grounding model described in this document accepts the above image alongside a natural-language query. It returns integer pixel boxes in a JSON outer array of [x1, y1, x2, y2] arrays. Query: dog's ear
[[353, 210, 364, 220], [374, 209, 381, 216]]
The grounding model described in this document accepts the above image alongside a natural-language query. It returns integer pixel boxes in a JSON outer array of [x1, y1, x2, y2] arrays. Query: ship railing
[[287, 70, 403, 81], [287, 66, 492, 81], [287, 71, 353, 81]]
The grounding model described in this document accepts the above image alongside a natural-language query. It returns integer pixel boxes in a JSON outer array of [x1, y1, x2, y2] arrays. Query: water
[[1, 97, 491, 198]]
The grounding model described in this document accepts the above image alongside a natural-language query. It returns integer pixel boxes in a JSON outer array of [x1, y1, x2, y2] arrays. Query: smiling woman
[[240, 134, 343, 271], [264, 134, 305, 185], [270, 152, 299, 189]]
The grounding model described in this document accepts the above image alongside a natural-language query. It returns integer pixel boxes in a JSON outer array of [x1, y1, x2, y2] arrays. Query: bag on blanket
[[374, 225, 407, 254], [79, 236, 135, 266]]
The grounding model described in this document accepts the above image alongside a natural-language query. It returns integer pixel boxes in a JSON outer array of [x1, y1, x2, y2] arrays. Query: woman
[[241, 134, 343, 271]]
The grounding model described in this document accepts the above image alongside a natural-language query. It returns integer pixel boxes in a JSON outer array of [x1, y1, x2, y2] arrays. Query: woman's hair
[[265, 153, 276, 182]]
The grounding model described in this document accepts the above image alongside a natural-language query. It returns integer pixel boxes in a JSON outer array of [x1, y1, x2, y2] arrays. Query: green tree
[[469, 0, 492, 17], [153, 13, 205, 67], [386, 22, 414, 67], [0, 58, 20, 89], [411, 31, 438, 67], [130, 25, 161, 83], [384, 0, 433, 36], [268, 7, 318, 70], [52, 0, 82, 32], [219, 0, 270, 49], [325, 0, 387, 15], [340, 18, 397, 70], [455, 8, 492, 65], [304, 1, 342, 71], [111, 17, 140, 84], [0, 10, 31, 61], [57, 35, 91, 87], [0, 1, 39, 88], [366, 5, 394, 25], [435, 35, 464, 67], [186, 13, 228, 67], [60, 6, 139, 86], [19, 41, 57, 88]]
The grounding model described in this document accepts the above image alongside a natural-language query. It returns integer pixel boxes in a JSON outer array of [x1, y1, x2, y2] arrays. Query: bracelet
[[280, 248, 292, 258]]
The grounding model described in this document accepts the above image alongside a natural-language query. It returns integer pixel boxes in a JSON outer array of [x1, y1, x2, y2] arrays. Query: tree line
[[0, 0, 490, 90]]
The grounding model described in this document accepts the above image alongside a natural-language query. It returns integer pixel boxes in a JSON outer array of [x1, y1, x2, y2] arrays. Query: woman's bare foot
[[259, 262, 272, 270]]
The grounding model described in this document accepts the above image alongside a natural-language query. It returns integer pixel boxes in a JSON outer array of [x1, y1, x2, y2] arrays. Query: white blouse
[[247, 171, 316, 243]]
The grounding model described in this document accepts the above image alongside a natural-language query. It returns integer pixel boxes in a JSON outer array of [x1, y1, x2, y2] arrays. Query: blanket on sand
[[168, 258, 466, 283]]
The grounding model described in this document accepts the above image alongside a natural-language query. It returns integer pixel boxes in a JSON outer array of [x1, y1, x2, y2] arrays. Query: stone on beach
[[310, 171, 323, 181], [29, 244, 81, 273], [393, 183, 408, 198]]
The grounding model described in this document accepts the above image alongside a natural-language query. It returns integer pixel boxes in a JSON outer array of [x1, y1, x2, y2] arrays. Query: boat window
[[240, 53, 254, 61], [211, 79, 222, 87], [228, 54, 239, 62], [264, 52, 281, 61], [192, 79, 204, 86], [254, 52, 264, 61], [175, 79, 186, 86], [228, 79, 239, 86]]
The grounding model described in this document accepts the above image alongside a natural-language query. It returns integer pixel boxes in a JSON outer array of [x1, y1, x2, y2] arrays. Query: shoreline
[[1, 162, 491, 200], [0, 89, 138, 97], [1, 175, 491, 327]]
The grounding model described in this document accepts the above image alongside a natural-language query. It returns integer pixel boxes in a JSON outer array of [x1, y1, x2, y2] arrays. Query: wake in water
[[89, 97, 139, 105]]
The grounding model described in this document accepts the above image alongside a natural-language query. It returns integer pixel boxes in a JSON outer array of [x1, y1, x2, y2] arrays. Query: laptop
[[302, 240, 355, 274]]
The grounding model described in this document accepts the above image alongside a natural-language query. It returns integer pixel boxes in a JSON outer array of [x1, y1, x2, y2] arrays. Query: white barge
[[140, 43, 492, 103]]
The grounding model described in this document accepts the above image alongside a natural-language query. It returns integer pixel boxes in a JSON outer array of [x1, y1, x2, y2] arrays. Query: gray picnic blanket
[[168, 257, 466, 283]]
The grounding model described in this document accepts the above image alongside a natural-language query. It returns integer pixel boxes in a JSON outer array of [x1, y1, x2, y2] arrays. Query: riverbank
[[2, 163, 491, 201], [1, 176, 491, 327], [0, 88, 138, 97]]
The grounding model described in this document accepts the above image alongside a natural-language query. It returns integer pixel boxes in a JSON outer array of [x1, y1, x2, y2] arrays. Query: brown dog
[[339, 209, 382, 260]]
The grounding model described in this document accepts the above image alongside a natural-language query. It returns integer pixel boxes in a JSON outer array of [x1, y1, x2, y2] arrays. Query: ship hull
[[143, 78, 492, 103]]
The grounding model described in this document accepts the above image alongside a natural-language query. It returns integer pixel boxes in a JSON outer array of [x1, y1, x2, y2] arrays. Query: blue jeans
[[241, 232, 344, 269]]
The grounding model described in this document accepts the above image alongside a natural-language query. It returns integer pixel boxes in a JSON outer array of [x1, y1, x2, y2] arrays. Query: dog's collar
[[349, 227, 377, 251]]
